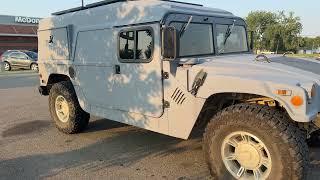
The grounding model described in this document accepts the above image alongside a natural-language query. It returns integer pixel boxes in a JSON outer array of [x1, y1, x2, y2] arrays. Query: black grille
[[171, 88, 186, 105]]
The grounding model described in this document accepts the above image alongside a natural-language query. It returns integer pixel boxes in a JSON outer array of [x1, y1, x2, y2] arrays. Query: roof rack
[[52, 0, 203, 16]]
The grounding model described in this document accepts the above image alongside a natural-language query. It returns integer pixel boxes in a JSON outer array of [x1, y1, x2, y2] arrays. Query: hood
[[192, 54, 320, 87]]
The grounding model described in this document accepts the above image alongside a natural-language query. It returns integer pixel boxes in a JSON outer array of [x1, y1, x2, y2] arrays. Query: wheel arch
[[193, 92, 287, 132], [3, 60, 11, 66], [48, 73, 71, 84], [44, 73, 89, 113], [39, 73, 72, 96]]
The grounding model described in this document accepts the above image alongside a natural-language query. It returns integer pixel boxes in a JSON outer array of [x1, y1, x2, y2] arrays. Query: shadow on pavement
[[0, 118, 196, 179], [2, 120, 50, 138]]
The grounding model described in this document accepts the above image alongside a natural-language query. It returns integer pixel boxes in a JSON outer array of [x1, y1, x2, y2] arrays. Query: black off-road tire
[[203, 103, 309, 180], [49, 81, 90, 134]]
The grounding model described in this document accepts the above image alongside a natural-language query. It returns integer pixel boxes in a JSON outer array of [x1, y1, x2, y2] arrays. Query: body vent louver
[[171, 88, 187, 105]]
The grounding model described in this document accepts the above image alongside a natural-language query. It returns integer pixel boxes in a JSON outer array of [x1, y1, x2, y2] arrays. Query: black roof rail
[[52, 0, 203, 16]]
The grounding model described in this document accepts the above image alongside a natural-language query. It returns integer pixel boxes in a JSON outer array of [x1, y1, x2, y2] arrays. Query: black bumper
[[38, 86, 49, 96]]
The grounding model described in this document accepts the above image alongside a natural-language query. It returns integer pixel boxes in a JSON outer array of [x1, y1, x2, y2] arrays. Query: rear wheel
[[4, 62, 11, 71], [203, 104, 308, 180], [49, 81, 90, 134], [30, 63, 38, 71]]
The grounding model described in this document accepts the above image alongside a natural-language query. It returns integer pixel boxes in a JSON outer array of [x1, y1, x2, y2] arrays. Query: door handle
[[115, 65, 121, 74]]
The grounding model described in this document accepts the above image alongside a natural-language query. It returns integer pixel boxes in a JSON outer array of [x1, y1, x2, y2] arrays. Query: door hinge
[[164, 101, 170, 108], [162, 71, 169, 79]]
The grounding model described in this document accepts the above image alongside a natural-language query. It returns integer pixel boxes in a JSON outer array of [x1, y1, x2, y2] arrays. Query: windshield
[[216, 24, 248, 54], [25, 51, 38, 59], [170, 22, 214, 57]]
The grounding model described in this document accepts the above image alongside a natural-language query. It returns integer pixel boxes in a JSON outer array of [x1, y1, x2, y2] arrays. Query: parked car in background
[[0, 50, 38, 71]]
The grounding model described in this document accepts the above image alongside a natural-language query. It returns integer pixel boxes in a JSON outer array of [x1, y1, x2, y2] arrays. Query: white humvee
[[38, 0, 320, 179]]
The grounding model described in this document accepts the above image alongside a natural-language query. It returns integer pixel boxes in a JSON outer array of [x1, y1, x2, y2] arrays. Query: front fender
[[196, 75, 313, 123]]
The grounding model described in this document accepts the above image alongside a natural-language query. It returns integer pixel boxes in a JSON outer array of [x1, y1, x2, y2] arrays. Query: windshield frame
[[163, 13, 250, 57]]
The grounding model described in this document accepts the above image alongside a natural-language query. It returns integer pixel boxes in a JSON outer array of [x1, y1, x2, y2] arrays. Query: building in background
[[298, 48, 320, 55], [0, 15, 41, 55]]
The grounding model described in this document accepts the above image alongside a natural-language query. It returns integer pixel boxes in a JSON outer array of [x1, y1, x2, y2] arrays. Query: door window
[[119, 28, 153, 63], [119, 31, 134, 59], [10, 52, 26, 59]]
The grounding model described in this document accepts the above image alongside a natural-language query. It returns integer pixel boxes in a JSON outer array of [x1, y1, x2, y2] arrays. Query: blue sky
[[0, 0, 318, 37]]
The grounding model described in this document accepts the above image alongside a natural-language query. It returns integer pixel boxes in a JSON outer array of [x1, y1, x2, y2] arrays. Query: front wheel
[[49, 81, 90, 134], [203, 104, 308, 180], [4, 62, 11, 71]]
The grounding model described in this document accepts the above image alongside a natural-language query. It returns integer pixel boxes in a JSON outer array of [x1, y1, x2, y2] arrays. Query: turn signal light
[[291, 96, 303, 106]]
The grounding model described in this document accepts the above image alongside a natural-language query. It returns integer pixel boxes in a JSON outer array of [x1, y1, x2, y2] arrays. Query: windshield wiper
[[179, 16, 193, 38], [219, 20, 236, 53]]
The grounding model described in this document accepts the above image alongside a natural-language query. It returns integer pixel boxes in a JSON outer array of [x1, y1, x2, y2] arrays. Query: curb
[[0, 71, 38, 78]]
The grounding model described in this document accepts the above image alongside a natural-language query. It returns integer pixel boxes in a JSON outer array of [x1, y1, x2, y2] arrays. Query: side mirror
[[248, 31, 254, 51], [162, 26, 178, 60]]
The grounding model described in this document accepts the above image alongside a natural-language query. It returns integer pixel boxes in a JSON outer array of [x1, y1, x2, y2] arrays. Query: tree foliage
[[246, 11, 303, 52], [299, 36, 320, 50]]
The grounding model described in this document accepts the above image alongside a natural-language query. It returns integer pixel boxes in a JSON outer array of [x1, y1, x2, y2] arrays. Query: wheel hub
[[55, 95, 70, 123], [4, 63, 9, 70], [235, 143, 260, 169], [221, 131, 272, 179]]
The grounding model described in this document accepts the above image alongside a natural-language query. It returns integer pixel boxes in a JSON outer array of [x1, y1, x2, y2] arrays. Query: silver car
[[0, 50, 38, 71]]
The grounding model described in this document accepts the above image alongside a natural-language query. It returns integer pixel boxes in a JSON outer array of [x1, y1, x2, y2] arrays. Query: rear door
[[7, 52, 21, 66]]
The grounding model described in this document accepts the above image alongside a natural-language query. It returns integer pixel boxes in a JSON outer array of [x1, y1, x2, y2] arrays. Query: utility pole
[[82, 0, 84, 8]]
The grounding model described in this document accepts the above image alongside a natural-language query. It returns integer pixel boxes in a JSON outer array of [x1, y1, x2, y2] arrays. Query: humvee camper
[[38, 0, 320, 179]]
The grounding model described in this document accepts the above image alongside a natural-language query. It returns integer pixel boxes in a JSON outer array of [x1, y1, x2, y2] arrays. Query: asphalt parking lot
[[0, 72, 212, 180], [0, 57, 320, 180]]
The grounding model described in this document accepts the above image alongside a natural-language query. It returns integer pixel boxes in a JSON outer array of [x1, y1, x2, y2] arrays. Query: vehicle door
[[74, 24, 163, 118], [6, 52, 21, 66], [112, 25, 163, 118], [16, 53, 32, 68]]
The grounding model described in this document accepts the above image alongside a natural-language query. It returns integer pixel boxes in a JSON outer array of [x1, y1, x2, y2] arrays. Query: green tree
[[246, 11, 302, 53], [246, 11, 277, 51]]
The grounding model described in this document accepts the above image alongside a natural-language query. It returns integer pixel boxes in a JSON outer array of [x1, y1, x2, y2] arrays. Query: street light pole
[[82, 0, 84, 8]]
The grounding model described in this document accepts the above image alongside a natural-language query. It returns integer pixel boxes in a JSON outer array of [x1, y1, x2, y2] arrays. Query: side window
[[10, 53, 20, 58], [136, 30, 153, 60], [119, 28, 153, 62], [14, 53, 27, 59], [119, 31, 134, 59]]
